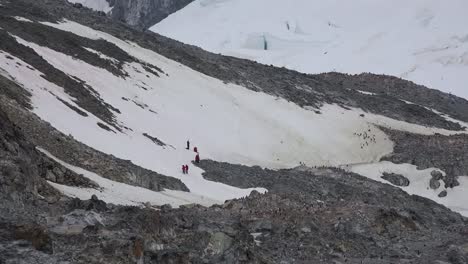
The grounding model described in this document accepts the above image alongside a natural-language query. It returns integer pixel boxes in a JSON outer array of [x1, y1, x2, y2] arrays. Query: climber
[[182, 164, 186, 174], [185, 164, 189, 174], [195, 154, 200, 163], [194, 146, 198, 153], [186, 140, 190, 150]]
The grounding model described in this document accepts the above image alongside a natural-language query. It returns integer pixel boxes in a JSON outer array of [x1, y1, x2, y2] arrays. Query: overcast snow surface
[[152, 0, 468, 99], [0, 18, 467, 214]]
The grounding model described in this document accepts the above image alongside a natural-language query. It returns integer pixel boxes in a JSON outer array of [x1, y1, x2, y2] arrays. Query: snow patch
[[355, 90, 378, 96], [13, 16, 33, 23], [66, 0, 112, 13]]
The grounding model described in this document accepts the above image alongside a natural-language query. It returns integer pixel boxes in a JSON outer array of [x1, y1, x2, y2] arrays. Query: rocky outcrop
[[108, 0, 194, 30], [439, 190, 448, 198], [381, 128, 468, 184], [381, 172, 410, 187], [430, 177, 441, 190]]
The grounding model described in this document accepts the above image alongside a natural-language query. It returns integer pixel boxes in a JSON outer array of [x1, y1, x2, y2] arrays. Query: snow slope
[[1, 18, 467, 213], [66, 0, 112, 13], [39, 148, 218, 207], [152, 0, 468, 99]]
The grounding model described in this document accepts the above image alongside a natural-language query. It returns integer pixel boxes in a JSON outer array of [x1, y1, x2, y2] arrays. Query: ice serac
[[152, 0, 468, 99]]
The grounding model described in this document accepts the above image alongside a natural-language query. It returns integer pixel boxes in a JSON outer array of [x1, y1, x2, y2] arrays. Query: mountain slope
[[1, 0, 468, 262], [1, 0, 468, 212], [152, 0, 468, 99]]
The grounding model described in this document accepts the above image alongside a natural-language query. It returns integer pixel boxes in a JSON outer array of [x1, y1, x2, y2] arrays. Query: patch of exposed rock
[[381, 128, 467, 188], [108, 0, 194, 31], [381, 172, 410, 187]]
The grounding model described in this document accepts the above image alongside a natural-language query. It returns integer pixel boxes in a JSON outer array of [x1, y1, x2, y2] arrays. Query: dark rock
[[14, 225, 52, 254], [87, 196, 107, 211], [109, 0, 195, 30], [447, 245, 467, 264], [443, 175, 461, 189], [204, 232, 233, 257], [45, 170, 56, 182], [160, 204, 172, 211], [97, 122, 114, 132], [381, 129, 468, 183], [142, 132, 166, 147], [438, 191, 448, 198], [430, 178, 441, 190], [381, 172, 410, 187], [431, 170, 444, 180]]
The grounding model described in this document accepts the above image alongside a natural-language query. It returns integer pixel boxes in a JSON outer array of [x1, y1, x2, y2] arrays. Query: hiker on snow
[[194, 147, 198, 153], [185, 164, 189, 174], [195, 154, 200, 163], [186, 140, 190, 150], [182, 165, 186, 174]]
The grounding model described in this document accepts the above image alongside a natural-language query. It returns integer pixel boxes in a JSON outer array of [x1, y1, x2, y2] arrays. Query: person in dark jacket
[[195, 154, 200, 163], [182, 165, 186, 174], [194, 147, 198, 153], [185, 164, 189, 174], [186, 140, 190, 150]]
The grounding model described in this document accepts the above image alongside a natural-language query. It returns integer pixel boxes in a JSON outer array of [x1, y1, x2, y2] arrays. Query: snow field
[[152, 0, 468, 99]]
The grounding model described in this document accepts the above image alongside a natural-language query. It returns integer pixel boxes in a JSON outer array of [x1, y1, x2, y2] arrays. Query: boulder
[[15, 225, 52, 254], [430, 178, 441, 190], [447, 245, 467, 264], [431, 170, 444, 180], [381, 172, 410, 187], [443, 175, 460, 189], [45, 170, 56, 182], [160, 204, 172, 211], [438, 191, 448, 198], [204, 232, 233, 256]]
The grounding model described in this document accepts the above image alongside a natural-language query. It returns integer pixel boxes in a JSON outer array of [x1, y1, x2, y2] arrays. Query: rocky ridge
[[108, 0, 194, 31]]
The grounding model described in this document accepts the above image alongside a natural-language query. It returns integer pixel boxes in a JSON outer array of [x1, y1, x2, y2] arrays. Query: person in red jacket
[[194, 147, 198, 153], [195, 154, 200, 163], [181, 164, 186, 174], [185, 164, 189, 174]]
